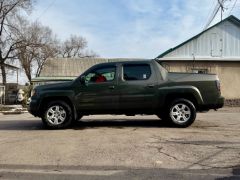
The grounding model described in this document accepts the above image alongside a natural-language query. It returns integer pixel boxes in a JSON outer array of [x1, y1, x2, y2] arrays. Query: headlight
[[31, 89, 37, 97]]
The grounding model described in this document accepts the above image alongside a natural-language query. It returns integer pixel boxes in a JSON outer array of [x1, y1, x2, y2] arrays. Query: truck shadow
[[0, 119, 173, 131], [0, 119, 44, 130], [215, 166, 240, 180], [74, 119, 172, 130]]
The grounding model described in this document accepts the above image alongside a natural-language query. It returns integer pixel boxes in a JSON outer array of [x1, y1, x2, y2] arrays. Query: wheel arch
[[159, 86, 204, 111], [164, 93, 199, 110], [39, 96, 77, 120]]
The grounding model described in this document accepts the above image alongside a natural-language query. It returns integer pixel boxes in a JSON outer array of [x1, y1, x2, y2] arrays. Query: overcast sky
[[29, 0, 240, 59]]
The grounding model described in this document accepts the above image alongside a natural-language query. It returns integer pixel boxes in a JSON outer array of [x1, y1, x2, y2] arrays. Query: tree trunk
[[26, 70, 31, 82], [0, 63, 6, 85]]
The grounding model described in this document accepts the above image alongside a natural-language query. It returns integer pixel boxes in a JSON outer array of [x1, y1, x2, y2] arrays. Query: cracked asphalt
[[0, 107, 240, 179]]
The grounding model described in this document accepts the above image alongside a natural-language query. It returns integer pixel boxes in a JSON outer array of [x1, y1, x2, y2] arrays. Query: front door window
[[85, 66, 116, 83]]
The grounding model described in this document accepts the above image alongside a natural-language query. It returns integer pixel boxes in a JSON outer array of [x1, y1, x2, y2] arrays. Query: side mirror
[[80, 76, 86, 85]]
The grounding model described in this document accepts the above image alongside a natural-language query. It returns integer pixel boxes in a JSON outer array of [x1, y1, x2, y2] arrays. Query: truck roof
[[92, 59, 154, 67]]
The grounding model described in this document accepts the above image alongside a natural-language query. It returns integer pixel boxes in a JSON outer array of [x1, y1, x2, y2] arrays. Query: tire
[[42, 101, 73, 129], [158, 98, 196, 128]]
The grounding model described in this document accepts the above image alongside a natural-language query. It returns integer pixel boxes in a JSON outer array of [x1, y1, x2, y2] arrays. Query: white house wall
[[164, 20, 240, 58]]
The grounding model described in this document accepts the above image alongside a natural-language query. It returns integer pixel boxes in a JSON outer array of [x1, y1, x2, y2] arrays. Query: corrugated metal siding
[[163, 20, 240, 58]]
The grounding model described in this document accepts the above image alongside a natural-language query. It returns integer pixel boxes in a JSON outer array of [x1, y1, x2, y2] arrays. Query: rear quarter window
[[123, 64, 151, 81]]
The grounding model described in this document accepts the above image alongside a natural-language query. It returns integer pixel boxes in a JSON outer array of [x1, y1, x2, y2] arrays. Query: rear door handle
[[109, 85, 115, 89], [147, 84, 155, 88]]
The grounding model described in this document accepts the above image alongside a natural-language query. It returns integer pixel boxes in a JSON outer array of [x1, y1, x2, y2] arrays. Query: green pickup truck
[[28, 60, 224, 129]]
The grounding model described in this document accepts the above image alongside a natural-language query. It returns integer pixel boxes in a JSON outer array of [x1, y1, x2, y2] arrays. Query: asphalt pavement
[[0, 107, 240, 179]]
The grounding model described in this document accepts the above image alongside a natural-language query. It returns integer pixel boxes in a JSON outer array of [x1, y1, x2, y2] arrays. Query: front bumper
[[27, 98, 41, 117]]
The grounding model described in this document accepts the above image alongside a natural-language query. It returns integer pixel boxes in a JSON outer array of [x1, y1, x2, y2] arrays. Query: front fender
[[39, 90, 75, 100], [37, 90, 77, 119]]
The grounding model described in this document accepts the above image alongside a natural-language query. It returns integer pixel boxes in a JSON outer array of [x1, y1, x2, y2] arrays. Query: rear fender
[[158, 86, 204, 107]]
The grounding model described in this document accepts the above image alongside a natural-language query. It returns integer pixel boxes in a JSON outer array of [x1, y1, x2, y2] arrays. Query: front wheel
[[158, 99, 196, 128], [42, 101, 73, 129]]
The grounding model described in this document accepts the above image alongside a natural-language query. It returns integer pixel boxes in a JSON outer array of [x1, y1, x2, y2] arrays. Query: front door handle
[[109, 85, 115, 89]]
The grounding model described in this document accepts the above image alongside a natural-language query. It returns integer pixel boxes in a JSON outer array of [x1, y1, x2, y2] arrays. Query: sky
[[6, 0, 240, 84], [29, 0, 240, 59]]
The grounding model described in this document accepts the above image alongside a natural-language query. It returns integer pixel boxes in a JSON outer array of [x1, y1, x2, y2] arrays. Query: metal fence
[[0, 86, 5, 105]]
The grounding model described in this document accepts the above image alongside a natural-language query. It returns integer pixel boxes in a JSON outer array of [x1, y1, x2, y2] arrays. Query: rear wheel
[[157, 98, 196, 128], [42, 101, 73, 129]]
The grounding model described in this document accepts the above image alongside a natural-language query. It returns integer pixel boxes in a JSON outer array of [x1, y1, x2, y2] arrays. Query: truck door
[[118, 63, 158, 112], [77, 65, 118, 113]]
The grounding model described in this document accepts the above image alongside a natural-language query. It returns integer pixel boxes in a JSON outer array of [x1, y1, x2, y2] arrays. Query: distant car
[[28, 60, 224, 129]]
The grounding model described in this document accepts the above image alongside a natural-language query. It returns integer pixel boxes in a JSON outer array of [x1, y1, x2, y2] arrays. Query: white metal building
[[157, 15, 240, 102]]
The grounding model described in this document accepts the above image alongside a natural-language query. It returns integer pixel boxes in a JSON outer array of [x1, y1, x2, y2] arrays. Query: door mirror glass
[[80, 76, 86, 85]]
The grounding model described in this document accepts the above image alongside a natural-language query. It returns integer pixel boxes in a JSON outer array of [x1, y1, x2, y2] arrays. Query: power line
[[204, 0, 218, 29], [228, 0, 238, 16], [203, 2, 221, 30], [205, 0, 217, 24], [36, 0, 57, 21], [203, 0, 227, 30]]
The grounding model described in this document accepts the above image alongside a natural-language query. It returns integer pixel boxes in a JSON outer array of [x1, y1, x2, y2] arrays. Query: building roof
[[38, 58, 148, 78], [157, 15, 240, 61], [158, 57, 240, 62]]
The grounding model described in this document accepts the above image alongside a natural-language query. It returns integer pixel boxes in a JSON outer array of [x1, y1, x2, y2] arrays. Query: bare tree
[[59, 35, 98, 58], [17, 21, 98, 82], [0, 0, 32, 84], [17, 20, 58, 81]]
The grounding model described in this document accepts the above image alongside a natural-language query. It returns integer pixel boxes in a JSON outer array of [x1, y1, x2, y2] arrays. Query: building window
[[191, 68, 209, 74]]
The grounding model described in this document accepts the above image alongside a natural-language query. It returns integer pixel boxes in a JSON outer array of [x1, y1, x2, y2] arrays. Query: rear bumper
[[215, 96, 225, 109], [199, 96, 224, 111]]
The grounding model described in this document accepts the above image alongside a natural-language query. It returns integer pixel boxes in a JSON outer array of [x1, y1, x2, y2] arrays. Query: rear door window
[[123, 64, 151, 81]]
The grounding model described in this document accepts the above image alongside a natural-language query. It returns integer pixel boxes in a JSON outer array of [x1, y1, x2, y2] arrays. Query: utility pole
[[218, 0, 224, 21]]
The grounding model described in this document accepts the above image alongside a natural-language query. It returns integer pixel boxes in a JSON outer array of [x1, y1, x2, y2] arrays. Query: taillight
[[216, 80, 221, 95]]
